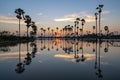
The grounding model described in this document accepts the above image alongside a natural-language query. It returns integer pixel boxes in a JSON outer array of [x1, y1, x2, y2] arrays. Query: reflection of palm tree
[[30, 42, 37, 58], [15, 8, 25, 38], [94, 40, 97, 69], [95, 40, 103, 78], [80, 39, 86, 62], [15, 43, 25, 73], [96, 4, 104, 38], [24, 52, 31, 65], [74, 42, 80, 62], [24, 42, 32, 65], [15, 62, 25, 74], [104, 40, 108, 53]]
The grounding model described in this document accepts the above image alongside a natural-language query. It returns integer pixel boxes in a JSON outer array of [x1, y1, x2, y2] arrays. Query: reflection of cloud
[[0, 15, 25, 24], [54, 11, 95, 22], [0, 51, 27, 60], [101, 61, 108, 65], [54, 53, 95, 62]]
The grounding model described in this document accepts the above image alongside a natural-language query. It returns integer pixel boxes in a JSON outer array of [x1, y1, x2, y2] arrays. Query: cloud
[[37, 12, 43, 16], [54, 18, 75, 22], [54, 10, 110, 22], [54, 11, 95, 22], [102, 10, 110, 14], [0, 15, 25, 24]]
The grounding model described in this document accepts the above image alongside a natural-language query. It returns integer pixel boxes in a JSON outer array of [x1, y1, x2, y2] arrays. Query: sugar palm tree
[[47, 27, 50, 37], [79, 28, 82, 37], [96, 4, 104, 38], [40, 28, 43, 37], [81, 19, 85, 37], [51, 29, 54, 36], [15, 8, 25, 38], [31, 22, 37, 37], [95, 12, 98, 36], [67, 25, 70, 36], [93, 26, 95, 34], [24, 15, 31, 38], [43, 29, 46, 38], [56, 27, 59, 34], [104, 26, 109, 37], [74, 18, 80, 37]]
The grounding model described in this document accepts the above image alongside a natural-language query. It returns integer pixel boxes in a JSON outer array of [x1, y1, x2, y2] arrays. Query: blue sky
[[0, 0, 120, 34]]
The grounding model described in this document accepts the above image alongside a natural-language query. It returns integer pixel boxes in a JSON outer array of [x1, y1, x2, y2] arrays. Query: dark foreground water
[[0, 39, 120, 80]]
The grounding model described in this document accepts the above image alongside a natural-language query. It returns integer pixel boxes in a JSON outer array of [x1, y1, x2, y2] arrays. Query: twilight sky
[[0, 0, 120, 34]]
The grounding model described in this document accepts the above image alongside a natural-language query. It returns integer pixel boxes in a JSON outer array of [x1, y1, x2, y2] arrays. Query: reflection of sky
[[0, 0, 120, 34], [0, 40, 120, 80], [0, 51, 26, 60]]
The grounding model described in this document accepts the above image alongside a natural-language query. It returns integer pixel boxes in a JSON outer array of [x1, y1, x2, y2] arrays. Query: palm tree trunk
[[75, 26, 76, 35], [82, 25, 83, 37], [99, 13, 101, 38], [96, 18, 97, 37], [27, 27, 29, 38], [19, 19, 20, 38], [77, 28, 78, 37]]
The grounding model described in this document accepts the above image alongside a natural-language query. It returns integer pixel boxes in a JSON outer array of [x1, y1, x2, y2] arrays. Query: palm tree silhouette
[[104, 26, 109, 37], [79, 28, 82, 37], [93, 26, 95, 35], [47, 27, 50, 37], [56, 27, 59, 36], [15, 8, 25, 38], [95, 12, 98, 37], [40, 28, 43, 37], [24, 15, 31, 38], [43, 29, 46, 38], [81, 19, 85, 37], [96, 4, 104, 38], [31, 22, 37, 37], [74, 18, 80, 37], [51, 29, 54, 37]]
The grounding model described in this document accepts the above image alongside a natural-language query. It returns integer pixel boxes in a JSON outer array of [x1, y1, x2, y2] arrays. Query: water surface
[[0, 39, 120, 80]]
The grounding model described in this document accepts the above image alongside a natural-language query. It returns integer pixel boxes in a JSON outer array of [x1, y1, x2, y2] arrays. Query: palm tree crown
[[81, 19, 85, 26], [15, 8, 25, 19]]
